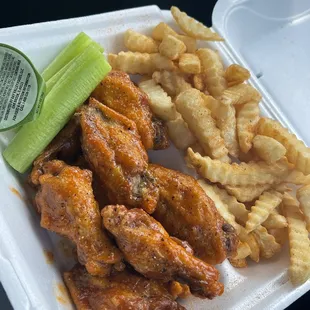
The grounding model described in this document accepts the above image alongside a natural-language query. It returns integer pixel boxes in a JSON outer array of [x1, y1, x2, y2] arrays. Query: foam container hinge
[[0, 1, 309, 309]]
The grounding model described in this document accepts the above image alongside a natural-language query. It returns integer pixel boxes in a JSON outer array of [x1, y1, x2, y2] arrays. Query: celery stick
[[45, 60, 72, 94], [3, 44, 111, 173], [42, 32, 103, 81], [46, 41, 103, 94]]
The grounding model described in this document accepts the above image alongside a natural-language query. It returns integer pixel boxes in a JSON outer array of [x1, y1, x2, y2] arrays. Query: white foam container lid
[[0, 1, 309, 309]]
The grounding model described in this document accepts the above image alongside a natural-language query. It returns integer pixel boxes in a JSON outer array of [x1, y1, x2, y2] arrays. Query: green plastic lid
[[0, 44, 45, 131]]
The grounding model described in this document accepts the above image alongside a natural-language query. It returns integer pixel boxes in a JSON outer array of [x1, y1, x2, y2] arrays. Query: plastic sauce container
[[0, 44, 45, 131]]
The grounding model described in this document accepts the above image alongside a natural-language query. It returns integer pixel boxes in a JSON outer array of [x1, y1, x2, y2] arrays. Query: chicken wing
[[148, 164, 238, 265], [91, 70, 169, 150], [29, 118, 81, 187], [102, 205, 224, 299], [64, 265, 186, 310], [80, 98, 159, 214], [35, 160, 123, 276]]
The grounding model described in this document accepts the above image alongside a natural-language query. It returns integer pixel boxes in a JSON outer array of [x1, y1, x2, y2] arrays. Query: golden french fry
[[284, 170, 310, 185], [268, 228, 288, 245], [108, 52, 152, 73], [245, 190, 283, 232], [253, 226, 281, 259], [237, 101, 260, 153], [171, 6, 223, 41], [198, 180, 240, 234], [229, 257, 247, 268], [257, 118, 310, 175], [220, 84, 262, 105], [174, 35, 197, 53], [152, 22, 178, 40], [108, 54, 118, 68], [196, 48, 227, 97], [152, 70, 192, 97], [239, 227, 260, 262], [216, 105, 238, 158], [191, 74, 205, 91], [297, 184, 310, 232], [151, 53, 178, 71], [159, 34, 186, 60], [201, 94, 239, 157], [152, 22, 197, 52], [200, 92, 219, 115], [124, 29, 159, 53], [179, 53, 201, 74], [167, 115, 196, 150], [219, 104, 239, 158], [187, 149, 291, 186], [176, 89, 229, 160], [234, 241, 251, 259], [225, 184, 271, 202], [138, 79, 177, 121], [212, 185, 249, 225], [253, 135, 287, 164], [214, 185, 286, 229], [262, 213, 288, 230], [282, 194, 310, 285], [108, 52, 177, 74], [225, 64, 251, 87]]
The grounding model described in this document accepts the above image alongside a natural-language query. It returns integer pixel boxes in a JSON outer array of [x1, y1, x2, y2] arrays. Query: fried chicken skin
[[80, 98, 158, 214], [102, 205, 224, 299], [148, 164, 238, 265], [64, 265, 186, 310], [35, 160, 123, 276], [91, 70, 169, 150]]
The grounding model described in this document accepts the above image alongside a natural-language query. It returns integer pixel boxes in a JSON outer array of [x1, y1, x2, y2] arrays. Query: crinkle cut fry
[[225, 64, 250, 87], [245, 190, 283, 233], [152, 70, 192, 97], [282, 194, 310, 285], [187, 148, 290, 186], [152, 22, 197, 53], [237, 101, 260, 153], [296, 184, 310, 232], [176, 89, 229, 161], [220, 84, 262, 106], [196, 48, 227, 98], [108, 52, 177, 75], [124, 29, 159, 53], [202, 94, 239, 157], [138, 79, 177, 121], [213, 184, 287, 229], [171, 6, 223, 41], [257, 117, 310, 175], [253, 226, 281, 259], [204, 183, 283, 260]]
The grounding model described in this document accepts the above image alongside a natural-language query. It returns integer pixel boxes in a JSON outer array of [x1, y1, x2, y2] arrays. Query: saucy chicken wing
[[64, 265, 186, 310], [102, 205, 224, 299], [91, 70, 169, 150], [80, 98, 158, 214], [35, 160, 123, 276], [148, 164, 238, 265]]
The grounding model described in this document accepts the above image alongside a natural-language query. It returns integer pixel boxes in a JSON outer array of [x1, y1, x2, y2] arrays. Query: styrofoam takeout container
[[0, 0, 309, 309]]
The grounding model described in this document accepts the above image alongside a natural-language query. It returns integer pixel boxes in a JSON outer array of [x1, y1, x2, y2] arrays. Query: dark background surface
[[0, 0, 308, 309]]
